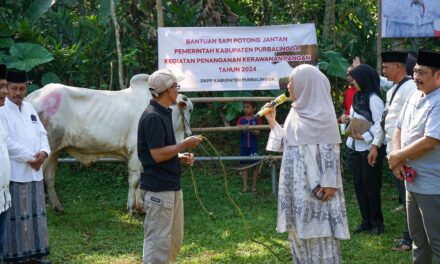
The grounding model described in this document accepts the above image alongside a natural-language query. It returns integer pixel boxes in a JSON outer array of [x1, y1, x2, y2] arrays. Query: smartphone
[[312, 184, 324, 200], [403, 166, 416, 182]]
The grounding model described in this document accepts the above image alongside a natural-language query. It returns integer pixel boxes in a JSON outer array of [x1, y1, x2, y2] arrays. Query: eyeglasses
[[170, 83, 180, 91]]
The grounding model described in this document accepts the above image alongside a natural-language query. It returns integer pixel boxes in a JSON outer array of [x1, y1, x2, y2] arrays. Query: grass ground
[[45, 159, 412, 264]]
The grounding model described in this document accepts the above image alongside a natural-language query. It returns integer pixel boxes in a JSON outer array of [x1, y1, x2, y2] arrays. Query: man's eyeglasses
[[171, 83, 180, 90]]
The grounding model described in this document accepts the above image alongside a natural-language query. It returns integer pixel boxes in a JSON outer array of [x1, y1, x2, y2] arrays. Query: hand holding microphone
[[254, 93, 288, 118]]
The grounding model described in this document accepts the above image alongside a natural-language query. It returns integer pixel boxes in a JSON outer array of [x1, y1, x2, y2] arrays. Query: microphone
[[254, 93, 288, 118]]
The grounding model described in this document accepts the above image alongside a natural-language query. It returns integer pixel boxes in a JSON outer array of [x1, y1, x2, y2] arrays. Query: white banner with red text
[[158, 24, 318, 92]]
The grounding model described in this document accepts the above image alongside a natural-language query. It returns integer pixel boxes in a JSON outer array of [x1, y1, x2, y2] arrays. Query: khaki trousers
[[142, 190, 184, 264]]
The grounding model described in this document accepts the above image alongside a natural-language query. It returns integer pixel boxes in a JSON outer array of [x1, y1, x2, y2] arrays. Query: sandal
[[252, 190, 258, 197], [391, 238, 412, 251]]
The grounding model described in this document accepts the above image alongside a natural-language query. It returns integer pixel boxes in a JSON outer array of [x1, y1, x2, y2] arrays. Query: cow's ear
[[178, 101, 187, 109]]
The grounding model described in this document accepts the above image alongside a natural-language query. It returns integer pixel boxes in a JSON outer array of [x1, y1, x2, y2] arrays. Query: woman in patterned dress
[[264, 64, 350, 263]]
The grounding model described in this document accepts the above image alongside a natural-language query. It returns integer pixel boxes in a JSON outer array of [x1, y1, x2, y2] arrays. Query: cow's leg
[[127, 156, 141, 215], [44, 152, 64, 212]]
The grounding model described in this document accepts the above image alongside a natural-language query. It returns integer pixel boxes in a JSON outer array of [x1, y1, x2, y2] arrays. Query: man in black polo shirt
[[137, 69, 202, 264]]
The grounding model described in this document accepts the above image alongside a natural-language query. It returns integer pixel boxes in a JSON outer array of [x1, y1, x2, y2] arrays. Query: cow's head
[[171, 94, 193, 143]]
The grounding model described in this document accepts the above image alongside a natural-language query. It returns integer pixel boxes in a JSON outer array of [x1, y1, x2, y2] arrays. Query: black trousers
[[348, 146, 385, 226]]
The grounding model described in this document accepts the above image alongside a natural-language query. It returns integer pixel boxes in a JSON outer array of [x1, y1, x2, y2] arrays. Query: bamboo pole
[[156, 0, 164, 28]]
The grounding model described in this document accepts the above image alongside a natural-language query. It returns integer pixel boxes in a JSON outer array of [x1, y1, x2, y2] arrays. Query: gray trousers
[[407, 191, 440, 264]]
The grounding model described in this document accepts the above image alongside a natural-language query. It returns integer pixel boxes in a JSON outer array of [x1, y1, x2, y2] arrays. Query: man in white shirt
[[0, 70, 51, 264], [0, 64, 11, 263], [368, 51, 416, 251]]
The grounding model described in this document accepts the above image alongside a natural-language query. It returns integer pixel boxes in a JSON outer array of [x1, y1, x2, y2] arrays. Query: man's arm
[[392, 127, 402, 153], [388, 127, 406, 179], [28, 107, 51, 171], [389, 135, 439, 168], [6, 136, 35, 162], [150, 136, 202, 163]]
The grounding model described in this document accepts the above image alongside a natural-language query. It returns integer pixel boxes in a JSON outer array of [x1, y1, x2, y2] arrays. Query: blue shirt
[[237, 115, 262, 149], [397, 88, 440, 194]]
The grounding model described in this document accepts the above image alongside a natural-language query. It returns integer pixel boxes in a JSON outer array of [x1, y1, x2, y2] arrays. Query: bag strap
[[389, 77, 410, 107], [380, 77, 411, 131]]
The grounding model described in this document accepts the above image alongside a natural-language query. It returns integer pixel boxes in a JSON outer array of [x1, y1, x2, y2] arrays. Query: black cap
[[417, 50, 440, 68], [0, 65, 6, 80], [6, 70, 28, 83], [381, 51, 408, 64]]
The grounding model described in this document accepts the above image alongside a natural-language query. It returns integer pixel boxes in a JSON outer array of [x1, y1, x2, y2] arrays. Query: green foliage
[[1, 43, 54, 71], [319, 50, 350, 79], [0, 38, 14, 48], [0, 0, 436, 116], [26, 0, 54, 23], [164, 1, 200, 26], [27, 83, 40, 94], [97, 0, 120, 24], [41, 71, 61, 85]]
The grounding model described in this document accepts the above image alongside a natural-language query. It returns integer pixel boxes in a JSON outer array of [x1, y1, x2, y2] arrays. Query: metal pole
[[189, 96, 293, 103], [192, 125, 271, 133], [271, 161, 277, 196]]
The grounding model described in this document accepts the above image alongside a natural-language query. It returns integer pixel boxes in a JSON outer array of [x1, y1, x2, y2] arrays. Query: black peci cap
[[381, 51, 408, 64], [0, 64, 6, 80], [6, 70, 28, 83], [417, 50, 440, 68]]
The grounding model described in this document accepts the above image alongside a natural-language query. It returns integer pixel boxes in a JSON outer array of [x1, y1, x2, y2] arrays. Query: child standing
[[236, 101, 262, 195]]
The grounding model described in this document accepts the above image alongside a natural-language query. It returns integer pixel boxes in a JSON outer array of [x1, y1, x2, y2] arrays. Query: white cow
[[25, 74, 193, 214]]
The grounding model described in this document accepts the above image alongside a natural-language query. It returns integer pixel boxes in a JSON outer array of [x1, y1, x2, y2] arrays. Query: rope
[[198, 135, 244, 218], [189, 166, 215, 218], [229, 155, 274, 173], [187, 135, 291, 262], [182, 112, 289, 262]]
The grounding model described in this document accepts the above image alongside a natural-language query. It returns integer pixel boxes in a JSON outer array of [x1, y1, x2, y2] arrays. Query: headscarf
[[283, 64, 341, 146], [350, 64, 382, 122]]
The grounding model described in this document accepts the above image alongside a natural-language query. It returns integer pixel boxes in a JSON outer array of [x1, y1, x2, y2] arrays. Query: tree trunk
[[111, 0, 125, 89], [377, 0, 382, 72], [261, 0, 270, 25], [323, 0, 335, 45], [156, 0, 164, 27]]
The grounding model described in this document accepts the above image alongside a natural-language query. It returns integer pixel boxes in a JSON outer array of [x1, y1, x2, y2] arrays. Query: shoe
[[353, 223, 372, 234], [391, 238, 412, 251], [371, 223, 385, 235]]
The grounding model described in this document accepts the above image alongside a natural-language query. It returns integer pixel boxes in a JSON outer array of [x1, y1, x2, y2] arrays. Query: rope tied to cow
[[229, 155, 279, 174], [188, 135, 290, 262], [182, 111, 289, 262]]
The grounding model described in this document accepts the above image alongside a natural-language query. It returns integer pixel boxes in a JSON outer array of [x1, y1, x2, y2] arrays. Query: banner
[[158, 24, 317, 92], [382, 0, 440, 38]]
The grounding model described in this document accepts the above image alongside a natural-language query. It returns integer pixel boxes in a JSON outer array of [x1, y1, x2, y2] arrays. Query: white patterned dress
[[268, 128, 350, 263]]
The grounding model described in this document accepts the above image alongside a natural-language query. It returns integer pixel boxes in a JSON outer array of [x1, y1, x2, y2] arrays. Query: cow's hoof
[[54, 206, 65, 214]]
